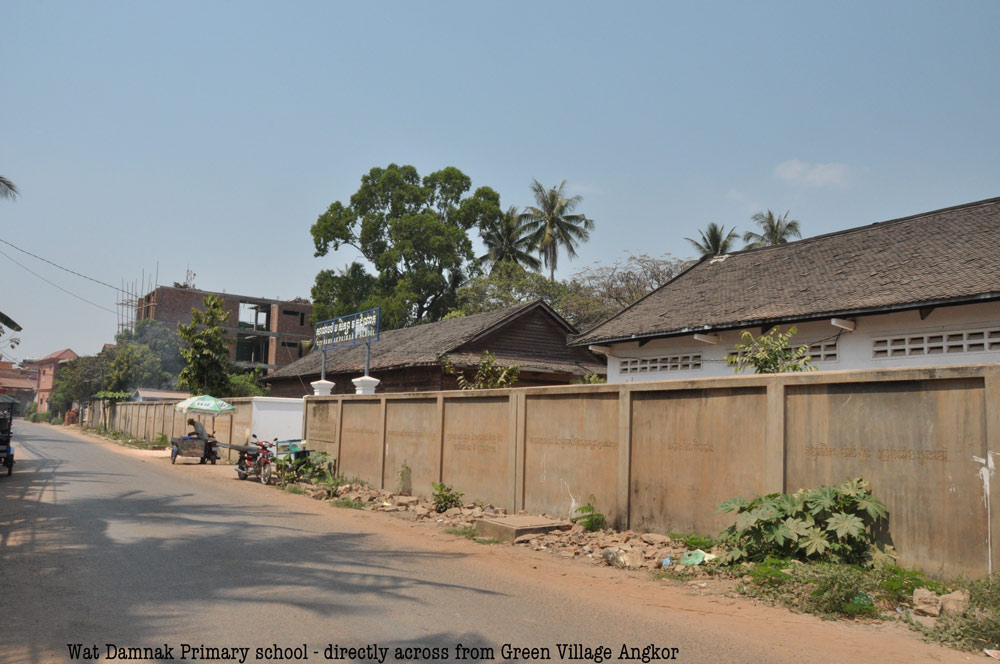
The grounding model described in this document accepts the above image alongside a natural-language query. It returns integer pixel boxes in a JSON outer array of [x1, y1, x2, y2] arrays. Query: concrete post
[[311, 379, 335, 396], [352, 376, 380, 395]]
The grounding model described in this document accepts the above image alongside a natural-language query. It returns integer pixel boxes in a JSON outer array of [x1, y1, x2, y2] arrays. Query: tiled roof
[[573, 197, 1000, 346], [37, 348, 78, 363], [264, 300, 593, 380]]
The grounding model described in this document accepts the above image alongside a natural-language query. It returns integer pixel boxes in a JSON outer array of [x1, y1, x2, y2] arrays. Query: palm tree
[[0, 176, 17, 200], [743, 209, 801, 249], [478, 206, 541, 273], [520, 179, 594, 280], [685, 223, 739, 257]]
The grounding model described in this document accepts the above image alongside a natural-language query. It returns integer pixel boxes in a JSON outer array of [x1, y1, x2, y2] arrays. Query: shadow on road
[[1, 424, 504, 663]]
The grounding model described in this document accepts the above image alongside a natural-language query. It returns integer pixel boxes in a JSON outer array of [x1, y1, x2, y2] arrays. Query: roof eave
[[570, 292, 1000, 347]]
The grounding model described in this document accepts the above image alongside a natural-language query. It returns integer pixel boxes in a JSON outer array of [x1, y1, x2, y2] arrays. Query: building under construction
[[135, 285, 313, 373]]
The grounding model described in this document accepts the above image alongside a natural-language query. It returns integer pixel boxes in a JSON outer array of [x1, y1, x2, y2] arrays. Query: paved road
[[0, 421, 973, 664]]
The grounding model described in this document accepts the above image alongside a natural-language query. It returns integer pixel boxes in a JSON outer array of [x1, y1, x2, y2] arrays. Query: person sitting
[[187, 418, 211, 440]]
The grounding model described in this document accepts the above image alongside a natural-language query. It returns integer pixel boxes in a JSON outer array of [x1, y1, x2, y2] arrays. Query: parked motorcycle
[[236, 434, 275, 485]]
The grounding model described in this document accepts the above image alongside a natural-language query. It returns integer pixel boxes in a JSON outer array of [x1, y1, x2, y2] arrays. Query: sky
[[2, 1, 999, 362]]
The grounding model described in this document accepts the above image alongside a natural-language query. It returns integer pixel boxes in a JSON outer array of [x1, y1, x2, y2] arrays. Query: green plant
[[444, 526, 478, 539], [570, 497, 607, 532], [571, 373, 606, 384], [329, 498, 366, 510], [717, 477, 889, 565], [879, 565, 942, 604], [443, 350, 520, 390], [431, 481, 464, 513], [398, 461, 413, 496], [668, 532, 716, 551], [153, 433, 169, 447], [726, 326, 816, 374]]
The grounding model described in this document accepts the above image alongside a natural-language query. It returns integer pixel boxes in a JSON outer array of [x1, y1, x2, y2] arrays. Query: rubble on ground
[[284, 480, 698, 572]]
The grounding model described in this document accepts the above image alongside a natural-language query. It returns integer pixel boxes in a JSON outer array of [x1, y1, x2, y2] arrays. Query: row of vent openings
[[873, 329, 1000, 358], [620, 355, 702, 374]]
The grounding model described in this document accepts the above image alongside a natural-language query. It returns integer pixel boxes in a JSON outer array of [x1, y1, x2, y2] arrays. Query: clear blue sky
[[3, 1, 998, 361]]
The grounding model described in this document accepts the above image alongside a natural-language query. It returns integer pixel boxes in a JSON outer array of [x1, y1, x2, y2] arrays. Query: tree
[[310, 164, 502, 329], [49, 355, 107, 415], [727, 327, 816, 374], [477, 205, 541, 273], [310, 262, 378, 324], [115, 319, 184, 378], [451, 262, 570, 317], [449, 254, 687, 332], [0, 176, 17, 200], [743, 210, 801, 249], [177, 294, 233, 395], [227, 370, 269, 397], [520, 179, 594, 281], [686, 223, 739, 257], [106, 344, 170, 392]]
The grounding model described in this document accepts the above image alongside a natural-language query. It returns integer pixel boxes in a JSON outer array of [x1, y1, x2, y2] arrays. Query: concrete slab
[[475, 515, 571, 542]]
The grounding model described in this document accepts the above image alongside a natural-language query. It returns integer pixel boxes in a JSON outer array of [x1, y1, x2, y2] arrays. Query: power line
[[0, 247, 117, 315], [0, 236, 121, 292]]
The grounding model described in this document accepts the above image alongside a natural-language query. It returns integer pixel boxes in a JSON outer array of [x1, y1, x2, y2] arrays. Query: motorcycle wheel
[[236, 464, 248, 480], [260, 464, 272, 486]]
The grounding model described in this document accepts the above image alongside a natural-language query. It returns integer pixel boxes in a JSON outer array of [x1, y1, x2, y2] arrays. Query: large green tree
[[310, 164, 502, 329], [477, 205, 541, 273], [106, 344, 170, 393], [743, 210, 802, 249], [177, 294, 232, 395], [686, 222, 739, 257], [520, 179, 594, 281]]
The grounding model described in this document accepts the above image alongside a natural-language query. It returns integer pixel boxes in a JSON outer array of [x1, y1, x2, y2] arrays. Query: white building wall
[[602, 300, 1000, 383]]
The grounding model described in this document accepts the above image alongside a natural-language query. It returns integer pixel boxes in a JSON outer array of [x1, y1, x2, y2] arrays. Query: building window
[[620, 354, 702, 374], [872, 328, 1000, 358]]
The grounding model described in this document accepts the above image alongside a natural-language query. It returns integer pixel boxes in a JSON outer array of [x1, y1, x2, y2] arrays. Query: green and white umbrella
[[174, 395, 236, 417]]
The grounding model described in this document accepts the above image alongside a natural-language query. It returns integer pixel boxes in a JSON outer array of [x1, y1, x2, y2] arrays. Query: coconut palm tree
[[0, 176, 18, 200], [743, 209, 801, 249], [520, 179, 594, 281], [478, 206, 541, 273], [685, 223, 739, 257]]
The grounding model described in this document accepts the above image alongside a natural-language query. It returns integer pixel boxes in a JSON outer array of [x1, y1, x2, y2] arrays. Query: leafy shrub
[[431, 482, 464, 513], [154, 433, 169, 447], [727, 326, 815, 374], [717, 477, 889, 565], [571, 498, 607, 532], [443, 350, 519, 390]]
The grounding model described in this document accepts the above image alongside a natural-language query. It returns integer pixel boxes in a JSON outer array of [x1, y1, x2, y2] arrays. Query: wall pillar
[[353, 376, 380, 395], [764, 378, 786, 494]]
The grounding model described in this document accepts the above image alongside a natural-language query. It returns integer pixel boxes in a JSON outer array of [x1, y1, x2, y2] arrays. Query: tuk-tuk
[[0, 395, 16, 476]]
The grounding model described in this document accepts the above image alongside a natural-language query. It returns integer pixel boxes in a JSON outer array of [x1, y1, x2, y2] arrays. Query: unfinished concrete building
[[135, 285, 313, 373]]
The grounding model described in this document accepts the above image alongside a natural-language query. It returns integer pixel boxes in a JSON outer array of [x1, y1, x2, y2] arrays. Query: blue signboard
[[314, 307, 380, 351]]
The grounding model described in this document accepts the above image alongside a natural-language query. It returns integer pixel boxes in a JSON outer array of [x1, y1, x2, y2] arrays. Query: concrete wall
[[602, 300, 1000, 383], [301, 364, 1000, 578]]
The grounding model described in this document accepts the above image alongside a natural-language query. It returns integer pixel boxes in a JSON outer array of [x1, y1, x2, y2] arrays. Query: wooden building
[[263, 300, 605, 396]]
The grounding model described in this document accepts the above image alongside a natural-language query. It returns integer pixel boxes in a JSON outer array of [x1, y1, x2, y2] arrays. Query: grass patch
[[283, 486, 305, 495], [444, 526, 478, 539], [443, 526, 501, 545], [329, 498, 366, 510], [668, 532, 716, 550]]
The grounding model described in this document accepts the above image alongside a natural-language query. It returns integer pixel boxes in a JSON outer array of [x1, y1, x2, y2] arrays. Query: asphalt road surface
[[0, 421, 974, 664]]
